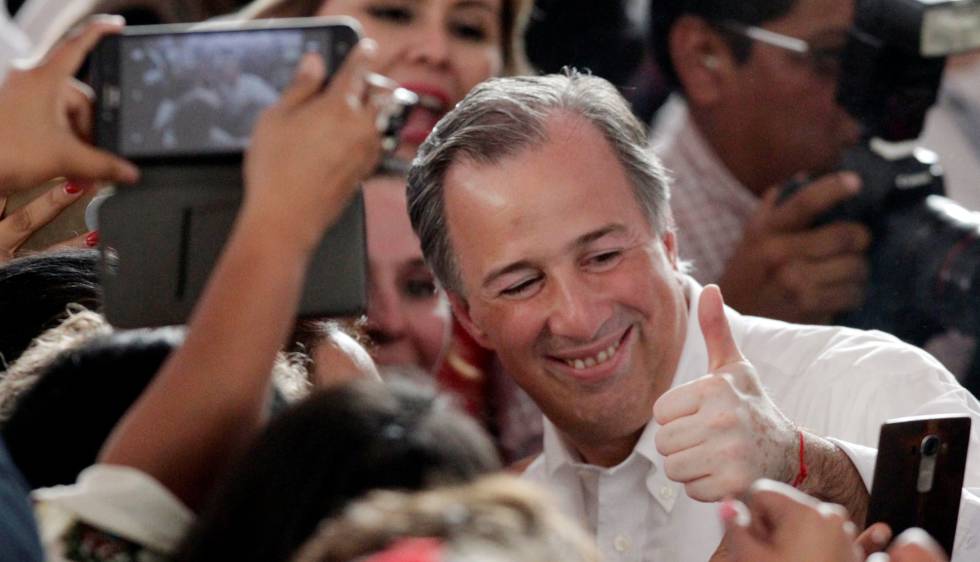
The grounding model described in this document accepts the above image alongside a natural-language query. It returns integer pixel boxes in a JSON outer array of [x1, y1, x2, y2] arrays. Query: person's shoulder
[[735, 313, 951, 383]]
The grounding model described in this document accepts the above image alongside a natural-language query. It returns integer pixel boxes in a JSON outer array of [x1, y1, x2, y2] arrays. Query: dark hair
[[0, 250, 101, 369], [649, 0, 798, 90], [0, 328, 181, 489], [177, 378, 500, 562]]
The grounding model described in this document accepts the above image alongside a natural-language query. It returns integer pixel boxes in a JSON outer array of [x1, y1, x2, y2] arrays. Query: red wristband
[[791, 430, 809, 489]]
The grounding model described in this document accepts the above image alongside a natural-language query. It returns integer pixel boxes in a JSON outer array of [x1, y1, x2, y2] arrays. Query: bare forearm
[[797, 431, 870, 525], [99, 210, 313, 508]]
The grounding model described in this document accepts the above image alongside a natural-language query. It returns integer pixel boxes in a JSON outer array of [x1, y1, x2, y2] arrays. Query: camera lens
[[921, 435, 940, 456]]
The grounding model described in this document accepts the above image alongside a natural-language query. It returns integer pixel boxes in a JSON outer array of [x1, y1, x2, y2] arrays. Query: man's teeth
[[565, 341, 620, 370]]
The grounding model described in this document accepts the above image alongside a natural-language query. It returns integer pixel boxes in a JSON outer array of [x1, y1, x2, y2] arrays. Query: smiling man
[[405, 72, 980, 561]]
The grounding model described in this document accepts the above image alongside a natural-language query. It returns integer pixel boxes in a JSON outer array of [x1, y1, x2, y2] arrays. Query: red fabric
[[791, 430, 809, 489], [362, 538, 443, 562], [434, 317, 493, 419]]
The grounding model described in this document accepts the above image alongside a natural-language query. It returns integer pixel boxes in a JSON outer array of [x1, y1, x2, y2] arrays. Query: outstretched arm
[[99, 42, 382, 509]]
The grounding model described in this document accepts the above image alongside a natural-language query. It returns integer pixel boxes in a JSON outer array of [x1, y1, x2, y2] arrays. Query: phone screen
[[117, 28, 333, 157]]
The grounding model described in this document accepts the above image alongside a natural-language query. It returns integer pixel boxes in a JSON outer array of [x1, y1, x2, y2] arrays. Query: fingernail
[[85, 231, 99, 247], [719, 499, 750, 527], [893, 528, 937, 549], [719, 500, 738, 522], [122, 163, 140, 183], [360, 38, 378, 56], [92, 14, 126, 27], [65, 181, 84, 195], [298, 52, 322, 78], [871, 524, 892, 545], [841, 172, 861, 191]]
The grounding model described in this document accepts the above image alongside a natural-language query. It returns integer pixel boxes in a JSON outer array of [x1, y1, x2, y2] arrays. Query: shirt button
[[613, 534, 631, 552], [659, 485, 674, 499]]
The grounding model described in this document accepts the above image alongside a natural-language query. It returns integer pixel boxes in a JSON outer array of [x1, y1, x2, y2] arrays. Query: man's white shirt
[[523, 276, 980, 562]]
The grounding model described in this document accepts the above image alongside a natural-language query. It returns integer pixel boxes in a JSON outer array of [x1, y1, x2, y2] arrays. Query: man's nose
[[545, 273, 610, 342]]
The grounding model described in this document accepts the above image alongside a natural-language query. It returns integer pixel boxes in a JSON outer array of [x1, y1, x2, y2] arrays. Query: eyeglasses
[[717, 21, 847, 78]]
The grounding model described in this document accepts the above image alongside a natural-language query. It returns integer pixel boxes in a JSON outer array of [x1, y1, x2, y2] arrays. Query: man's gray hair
[[406, 70, 672, 295]]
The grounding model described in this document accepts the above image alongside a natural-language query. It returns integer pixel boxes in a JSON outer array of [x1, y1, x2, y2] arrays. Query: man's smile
[[544, 325, 636, 386]]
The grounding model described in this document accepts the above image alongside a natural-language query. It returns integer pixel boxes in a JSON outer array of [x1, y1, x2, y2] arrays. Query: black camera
[[784, 0, 980, 366]]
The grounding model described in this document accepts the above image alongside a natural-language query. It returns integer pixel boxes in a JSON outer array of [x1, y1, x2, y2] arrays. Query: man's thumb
[[699, 284, 743, 371]]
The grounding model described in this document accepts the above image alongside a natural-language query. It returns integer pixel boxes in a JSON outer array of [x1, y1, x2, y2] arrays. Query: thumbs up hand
[[653, 285, 798, 502]]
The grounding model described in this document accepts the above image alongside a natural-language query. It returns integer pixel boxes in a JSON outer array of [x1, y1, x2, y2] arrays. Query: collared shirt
[[649, 96, 759, 285], [523, 276, 980, 562]]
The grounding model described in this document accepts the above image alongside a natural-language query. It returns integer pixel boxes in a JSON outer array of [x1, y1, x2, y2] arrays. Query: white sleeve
[[952, 489, 980, 562], [33, 464, 194, 558], [826, 438, 876, 491]]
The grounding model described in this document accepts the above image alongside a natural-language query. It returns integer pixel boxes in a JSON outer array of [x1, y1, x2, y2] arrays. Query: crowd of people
[[1, 0, 980, 561]]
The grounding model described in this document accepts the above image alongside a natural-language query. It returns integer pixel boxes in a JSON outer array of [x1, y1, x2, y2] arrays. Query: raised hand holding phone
[[653, 285, 799, 501], [100, 40, 384, 508], [0, 16, 139, 194]]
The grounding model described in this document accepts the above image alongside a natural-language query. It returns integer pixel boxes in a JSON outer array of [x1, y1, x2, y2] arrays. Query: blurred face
[[364, 175, 450, 372], [444, 114, 689, 463], [318, 0, 504, 160], [724, 0, 860, 178]]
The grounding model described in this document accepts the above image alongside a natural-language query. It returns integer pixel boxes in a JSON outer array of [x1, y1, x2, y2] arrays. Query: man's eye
[[366, 5, 413, 24], [499, 277, 540, 298], [586, 251, 623, 270]]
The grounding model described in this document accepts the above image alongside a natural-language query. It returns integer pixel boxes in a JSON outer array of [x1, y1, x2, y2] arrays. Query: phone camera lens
[[921, 435, 940, 457]]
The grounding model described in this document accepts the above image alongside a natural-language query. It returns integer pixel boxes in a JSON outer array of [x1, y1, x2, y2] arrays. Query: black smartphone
[[866, 414, 971, 556], [97, 166, 367, 328], [89, 17, 361, 162]]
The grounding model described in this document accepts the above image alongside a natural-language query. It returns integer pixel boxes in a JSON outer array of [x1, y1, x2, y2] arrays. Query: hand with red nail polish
[[0, 15, 140, 195], [0, 180, 95, 263]]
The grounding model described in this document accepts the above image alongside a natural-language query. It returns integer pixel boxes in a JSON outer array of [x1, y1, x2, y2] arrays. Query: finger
[[766, 172, 861, 232], [62, 140, 140, 184], [278, 52, 327, 109], [45, 230, 98, 252], [765, 221, 871, 262], [780, 254, 869, 288], [722, 500, 773, 562], [318, 38, 378, 112], [65, 80, 95, 140], [663, 443, 714, 483], [745, 479, 821, 523], [656, 410, 709, 456], [47, 15, 126, 78], [0, 181, 89, 252], [652, 375, 708, 425], [888, 529, 947, 562], [856, 523, 893, 557], [699, 284, 744, 371]]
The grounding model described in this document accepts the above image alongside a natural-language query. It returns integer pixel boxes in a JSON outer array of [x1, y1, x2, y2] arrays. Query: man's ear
[[663, 230, 679, 270], [447, 292, 496, 350], [669, 15, 736, 107]]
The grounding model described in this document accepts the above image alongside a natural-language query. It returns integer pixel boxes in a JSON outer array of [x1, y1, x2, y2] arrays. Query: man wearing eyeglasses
[[648, 0, 868, 326]]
